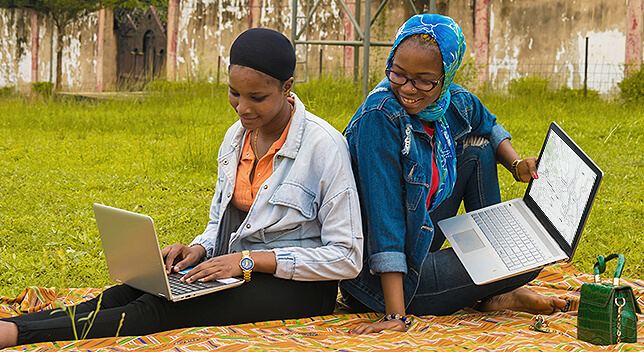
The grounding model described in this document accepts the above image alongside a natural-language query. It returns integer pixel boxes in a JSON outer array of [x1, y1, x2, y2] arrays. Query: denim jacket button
[[246, 224, 251, 229], [263, 185, 268, 190], [223, 159, 229, 165], [227, 192, 231, 198]]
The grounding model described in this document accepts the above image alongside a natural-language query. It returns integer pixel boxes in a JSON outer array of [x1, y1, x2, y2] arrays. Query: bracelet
[[383, 313, 412, 329], [511, 159, 522, 182]]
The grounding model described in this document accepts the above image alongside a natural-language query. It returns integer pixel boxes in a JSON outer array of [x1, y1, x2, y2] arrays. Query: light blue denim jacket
[[340, 79, 510, 311], [190, 93, 363, 282]]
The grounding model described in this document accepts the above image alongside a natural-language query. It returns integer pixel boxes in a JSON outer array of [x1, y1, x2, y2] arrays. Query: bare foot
[[475, 287, 567, 315], [0, 320, 18, 348]]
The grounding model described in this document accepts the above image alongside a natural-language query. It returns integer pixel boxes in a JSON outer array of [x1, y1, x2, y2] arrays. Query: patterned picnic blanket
[[2, 264, 643, 351]]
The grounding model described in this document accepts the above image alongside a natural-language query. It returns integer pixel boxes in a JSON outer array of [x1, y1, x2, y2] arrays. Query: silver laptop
[[93, 203, 244, 301], [438, 122, 603, 285]]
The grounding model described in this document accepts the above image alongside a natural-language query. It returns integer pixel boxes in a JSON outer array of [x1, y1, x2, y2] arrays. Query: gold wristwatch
[[239, 250, 254, 282]]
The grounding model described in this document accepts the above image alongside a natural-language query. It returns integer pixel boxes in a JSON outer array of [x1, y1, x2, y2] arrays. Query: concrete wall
[[173, 0, 361, 80], [172, 0, 416, 81], [0, 9, 35, 90], [172, 0, 642, 95], [486, 0, 632, 94], [1, 1, 643, 94], [0, 8, 116, 92]]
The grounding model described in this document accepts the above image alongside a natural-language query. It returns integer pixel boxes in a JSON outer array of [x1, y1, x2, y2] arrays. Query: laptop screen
[[524, 122, 603, 257]]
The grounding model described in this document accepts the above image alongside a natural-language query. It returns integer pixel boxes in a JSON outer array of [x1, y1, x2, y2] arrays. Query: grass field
[[0, 80, 642, 298]]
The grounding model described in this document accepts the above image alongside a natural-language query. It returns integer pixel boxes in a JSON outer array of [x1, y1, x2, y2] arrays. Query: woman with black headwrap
[[0, 28, 363, 348]]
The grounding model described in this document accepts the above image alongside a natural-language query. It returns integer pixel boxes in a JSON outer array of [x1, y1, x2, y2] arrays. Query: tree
[[0, 0, 166, 90], [46, 0, 101, 90], [0, 0, 22, 7]]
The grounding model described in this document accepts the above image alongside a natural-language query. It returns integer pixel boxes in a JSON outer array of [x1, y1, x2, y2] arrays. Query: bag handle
[[593, 254, 625, 285]]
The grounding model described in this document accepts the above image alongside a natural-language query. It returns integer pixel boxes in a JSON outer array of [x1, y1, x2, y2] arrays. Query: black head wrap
[[230, 28, 296, 81]]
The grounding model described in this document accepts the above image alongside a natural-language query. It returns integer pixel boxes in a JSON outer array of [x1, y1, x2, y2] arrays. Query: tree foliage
[[618, 66, 644, 102], [107, 0, 167, 13], [113, 0, 168, 27], [0, 0, 163, 27]]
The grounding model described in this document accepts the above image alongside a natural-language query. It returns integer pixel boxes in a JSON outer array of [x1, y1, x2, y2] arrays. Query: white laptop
[[438, 122, 603, 285], [93, 203, 244, 301]]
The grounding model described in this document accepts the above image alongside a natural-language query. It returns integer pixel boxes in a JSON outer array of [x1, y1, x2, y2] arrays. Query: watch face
[[240, 257, 254, 270]]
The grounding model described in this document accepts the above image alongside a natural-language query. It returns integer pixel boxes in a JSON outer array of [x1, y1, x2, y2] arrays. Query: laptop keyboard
[[472, 207, 545, 271], [167, 273, 225, 296]]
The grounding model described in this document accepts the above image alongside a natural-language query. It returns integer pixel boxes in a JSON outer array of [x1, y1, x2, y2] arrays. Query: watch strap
[[240, 250, 253, 282]]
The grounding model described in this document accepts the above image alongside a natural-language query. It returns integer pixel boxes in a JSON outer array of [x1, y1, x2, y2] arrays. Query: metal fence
[[486, 61, 625, 97], [296, 48, 628, 98]]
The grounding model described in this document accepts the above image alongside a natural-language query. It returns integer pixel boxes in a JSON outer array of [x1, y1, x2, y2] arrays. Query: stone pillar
[[344, 0, 355, 78], [474, 0, 490, 86], [96, 8, 117, 92], [31, 11, 39, 83], [249, 0, 262, 28], [626, 0, 643, 75], [96, 9, 104, 91], [167, 0, 180, 81]]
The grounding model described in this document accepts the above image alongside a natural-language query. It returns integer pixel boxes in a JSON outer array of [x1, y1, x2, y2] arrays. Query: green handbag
[[577, 254, 641, 345]]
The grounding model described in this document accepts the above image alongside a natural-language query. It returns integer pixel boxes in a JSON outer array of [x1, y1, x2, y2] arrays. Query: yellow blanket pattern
[[2, 264, 643, 351]]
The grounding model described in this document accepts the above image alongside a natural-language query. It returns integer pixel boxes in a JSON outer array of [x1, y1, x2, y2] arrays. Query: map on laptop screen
[[528, 131, 598, 245]]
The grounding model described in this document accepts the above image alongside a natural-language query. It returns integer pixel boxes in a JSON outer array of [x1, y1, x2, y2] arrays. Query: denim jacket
[[340, 79, 510, 312], [191, 93, 363, 281]]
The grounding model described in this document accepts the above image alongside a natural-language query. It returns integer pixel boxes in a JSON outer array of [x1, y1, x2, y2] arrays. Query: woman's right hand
[[516, 157, 539, 183], [350, 319, 408, 334], [161, 244, 205, 274]]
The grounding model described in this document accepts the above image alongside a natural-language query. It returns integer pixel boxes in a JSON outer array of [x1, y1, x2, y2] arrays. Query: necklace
[[253, 130, 259, 158]]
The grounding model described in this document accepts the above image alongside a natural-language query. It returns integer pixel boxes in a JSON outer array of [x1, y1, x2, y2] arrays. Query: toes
[[546, 297, 570, 315], [553, 297, 568, 311], [561, 299, 571, 312]]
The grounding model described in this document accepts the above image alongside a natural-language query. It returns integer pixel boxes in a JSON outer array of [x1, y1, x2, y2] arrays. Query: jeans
[[4, 274, 338, 345], [342, 142, 540, 316], [412, 141, 539, 315], [429, 140, 502, 252]]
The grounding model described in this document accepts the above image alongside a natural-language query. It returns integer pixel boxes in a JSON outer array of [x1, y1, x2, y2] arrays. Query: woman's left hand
[[181, 253, 242, 283], [516, 157, 539, 183], [349, 320, 407, 334]]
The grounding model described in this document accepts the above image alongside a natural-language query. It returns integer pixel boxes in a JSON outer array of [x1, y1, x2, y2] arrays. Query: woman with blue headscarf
[[340, 14, 567, 334]]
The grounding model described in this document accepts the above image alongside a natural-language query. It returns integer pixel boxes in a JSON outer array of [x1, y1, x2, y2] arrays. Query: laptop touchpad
[[452, 229, 485, 253]]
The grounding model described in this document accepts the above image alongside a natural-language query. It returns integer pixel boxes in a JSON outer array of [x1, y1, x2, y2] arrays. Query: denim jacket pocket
[[401, 156, 427, 212], [260, 224, 303, 245], [269, 182, 316, 219]]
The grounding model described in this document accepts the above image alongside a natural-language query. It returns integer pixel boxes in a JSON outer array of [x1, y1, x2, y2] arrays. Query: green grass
[[485, 94, 644, 278], [0, 81, 642, 298]]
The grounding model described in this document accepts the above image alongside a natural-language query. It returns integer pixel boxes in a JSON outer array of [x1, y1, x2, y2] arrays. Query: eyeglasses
[[385, 70, 444, 92]]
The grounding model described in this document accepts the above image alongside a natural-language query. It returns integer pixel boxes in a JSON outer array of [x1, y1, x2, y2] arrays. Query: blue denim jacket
[[340, 79, 510, 312], [191, 93, 363, 282]]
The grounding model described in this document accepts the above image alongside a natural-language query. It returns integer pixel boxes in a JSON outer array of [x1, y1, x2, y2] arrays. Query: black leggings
[[4, 274, 338, 345]]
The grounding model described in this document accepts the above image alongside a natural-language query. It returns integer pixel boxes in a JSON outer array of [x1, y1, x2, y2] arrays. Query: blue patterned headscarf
[[387, 14, 466, 211]]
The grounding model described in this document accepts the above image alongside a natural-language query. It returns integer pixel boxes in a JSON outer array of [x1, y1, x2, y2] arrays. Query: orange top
[[231, 98, 295, 212]]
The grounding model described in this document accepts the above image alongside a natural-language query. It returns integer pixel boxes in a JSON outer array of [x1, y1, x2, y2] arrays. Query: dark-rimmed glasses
[[385, 69, 444, 92]]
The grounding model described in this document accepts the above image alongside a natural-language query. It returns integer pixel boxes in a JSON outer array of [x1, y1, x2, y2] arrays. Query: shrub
[[454, 55, 479, 90], [508, 76, 550, 98], [618, 65, 644, 102], [0, 86, 16, 98], [556, 86, 600, 101], [31, 81, 54, 97]]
